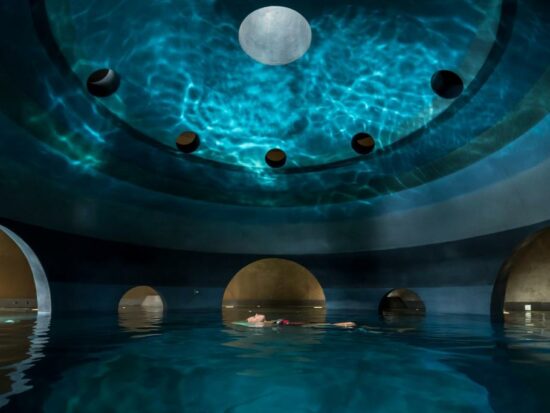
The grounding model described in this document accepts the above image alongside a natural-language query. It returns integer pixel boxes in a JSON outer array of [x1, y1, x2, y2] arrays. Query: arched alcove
[[222, 258, 326, 322], [379, 288, 426, 316], [492, 228, 550, 322], [118, 286, 165, 311], [118, 286, 164, 333], [0, 225, 51, 314]]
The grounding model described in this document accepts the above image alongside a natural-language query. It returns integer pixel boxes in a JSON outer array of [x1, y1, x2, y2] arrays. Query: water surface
[[1, 310, 550, 412]]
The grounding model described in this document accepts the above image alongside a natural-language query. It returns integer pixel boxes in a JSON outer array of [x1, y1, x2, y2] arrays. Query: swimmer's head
[[247, 314, 266, 323]]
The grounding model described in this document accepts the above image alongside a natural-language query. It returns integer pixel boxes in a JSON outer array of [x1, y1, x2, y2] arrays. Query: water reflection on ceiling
[[44, 0, 501, 168]]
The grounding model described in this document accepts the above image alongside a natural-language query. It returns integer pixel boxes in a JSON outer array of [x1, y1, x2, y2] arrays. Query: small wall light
[[176, 132, 201, 153], [265, 148, 287, 168]]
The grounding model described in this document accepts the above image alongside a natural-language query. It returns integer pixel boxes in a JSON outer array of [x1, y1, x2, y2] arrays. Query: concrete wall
[[0, 217, 547, 316], [324, 286, 492, 315], [504, 230, 550, 303]]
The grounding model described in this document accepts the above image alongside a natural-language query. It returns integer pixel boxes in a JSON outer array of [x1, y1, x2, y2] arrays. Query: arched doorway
[[222, 258, 326, 322], [118, 286, 164, 311], [118, 286, 164, 333], [379, 288, 426, 316], [492, 228, 550, 323], [0, 225, 51, 314]]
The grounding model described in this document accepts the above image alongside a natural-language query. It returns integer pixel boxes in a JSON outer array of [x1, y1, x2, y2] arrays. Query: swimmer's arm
[[301, 323, 331, 328], [301, 322, 357, 328], [333, 322, 356, 328], [232, 321, 276, 328]]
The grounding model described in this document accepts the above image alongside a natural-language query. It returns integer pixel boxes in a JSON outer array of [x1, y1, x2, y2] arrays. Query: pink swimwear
[[275, 319, 304, 326]]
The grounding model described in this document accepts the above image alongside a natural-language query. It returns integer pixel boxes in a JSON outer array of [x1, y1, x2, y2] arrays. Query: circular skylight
[[239, 6, 312, 66]]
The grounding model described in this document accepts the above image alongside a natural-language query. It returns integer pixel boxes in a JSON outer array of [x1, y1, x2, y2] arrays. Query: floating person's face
[[247, 314, 266, 323]]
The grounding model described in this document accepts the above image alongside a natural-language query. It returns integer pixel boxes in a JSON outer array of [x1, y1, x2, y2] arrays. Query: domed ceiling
[[0, 0, 549, 253]]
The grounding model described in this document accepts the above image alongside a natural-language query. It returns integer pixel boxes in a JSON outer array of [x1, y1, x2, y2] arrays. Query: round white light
[[239, 6, 312, 66]]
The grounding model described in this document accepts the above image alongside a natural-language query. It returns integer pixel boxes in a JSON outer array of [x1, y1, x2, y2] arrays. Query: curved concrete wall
[[0, 114, 549, 255], [2, 217, 546, 316], [0, 0, 549, 258]]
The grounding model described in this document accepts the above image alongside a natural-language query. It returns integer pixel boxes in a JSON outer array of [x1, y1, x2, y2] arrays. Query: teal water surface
[[1, 310, 550, 412]]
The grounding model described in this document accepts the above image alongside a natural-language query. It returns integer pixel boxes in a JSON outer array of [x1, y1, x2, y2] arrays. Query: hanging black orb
[[431, 70, 464, 99], [265, 148, 287, 168], [351, 133, 376, 155], [86, 68, 120, 97], [176, 131, 200, 153]]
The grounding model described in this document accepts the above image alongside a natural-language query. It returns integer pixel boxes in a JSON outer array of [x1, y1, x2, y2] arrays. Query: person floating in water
[[235, 313, 356, 328]]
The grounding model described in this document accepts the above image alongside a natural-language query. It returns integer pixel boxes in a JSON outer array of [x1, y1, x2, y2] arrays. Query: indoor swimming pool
[[1, 310, 550, 412], [1, 0, 550, 411]]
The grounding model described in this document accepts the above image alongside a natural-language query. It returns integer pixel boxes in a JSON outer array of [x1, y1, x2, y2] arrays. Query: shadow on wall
[[222, 258, 326, 322], [492, 227, 550, 322], [0, 225, 50, 313]]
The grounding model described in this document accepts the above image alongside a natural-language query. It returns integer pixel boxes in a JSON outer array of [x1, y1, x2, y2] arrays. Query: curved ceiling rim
[[2, 63, 547, 209], [2, 49, 547, 209], [30, 0, 515, 175], [2, 79, 546, 209]]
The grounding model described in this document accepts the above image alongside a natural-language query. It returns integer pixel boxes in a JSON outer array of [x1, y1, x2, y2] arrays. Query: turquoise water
[[1, 310, 550, 412]]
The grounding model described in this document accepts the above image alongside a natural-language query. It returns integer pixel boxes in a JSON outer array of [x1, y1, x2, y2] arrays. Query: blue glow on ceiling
[[1, 0, 549, 211], [1, 0, 550, 253], [45, 0, 501, 168]]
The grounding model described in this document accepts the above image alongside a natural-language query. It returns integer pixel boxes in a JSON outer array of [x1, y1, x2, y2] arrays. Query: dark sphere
[[86, 68, 120, 97], [431, 70, 464, 99], [265, 149, 287, 168], [176, 131, 200, 153], [351, 133, 376, 155]]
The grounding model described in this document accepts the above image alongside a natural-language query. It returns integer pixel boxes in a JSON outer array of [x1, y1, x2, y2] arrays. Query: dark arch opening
[[87, 68, 120, 97], [0, 225, 51, 314], [379, 288, 426, 316], [491, 228, 550, 323], [222, 258, 326, 322]]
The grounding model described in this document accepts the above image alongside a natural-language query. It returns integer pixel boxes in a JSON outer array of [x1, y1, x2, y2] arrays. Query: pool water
[[1, 310, 550, 412]]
